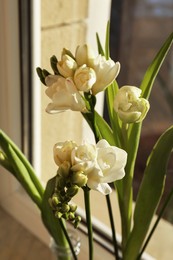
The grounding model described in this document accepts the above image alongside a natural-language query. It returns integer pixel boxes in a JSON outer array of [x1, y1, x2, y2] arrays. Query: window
[[1, 1, 173, 259]]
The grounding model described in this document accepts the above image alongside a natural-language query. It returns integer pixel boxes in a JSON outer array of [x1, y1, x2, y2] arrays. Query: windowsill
[[73, 189, 173, 259], [78, 228, 115, 260]]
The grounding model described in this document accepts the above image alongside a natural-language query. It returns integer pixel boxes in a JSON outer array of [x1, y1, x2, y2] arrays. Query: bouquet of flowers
[[0, 22, 173, 260]]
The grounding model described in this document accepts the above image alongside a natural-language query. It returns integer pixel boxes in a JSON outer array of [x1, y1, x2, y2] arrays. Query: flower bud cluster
[[49, 166, 83, 228], [37, 45, 120, 113]]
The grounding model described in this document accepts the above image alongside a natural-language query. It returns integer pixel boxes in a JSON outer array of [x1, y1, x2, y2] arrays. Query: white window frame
[[1, 2, 172, 259], [0, 0, 50, 245]]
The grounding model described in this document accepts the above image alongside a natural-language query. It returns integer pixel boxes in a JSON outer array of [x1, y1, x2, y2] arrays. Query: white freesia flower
[[54, 140, 77, 166], [45, 75, 87, 113], [75, 44, 120, 95], [96, 139, 127, 183], [91, 55, 120, 95], [71, 139, 127, 195], [74, 65, 96, 92], [87, 140, 127, 195], [87, 168, 112, 195], [114, 85, 150, 123], [75, 44, 95, 67], [71, 143, 97, 173], [57, 54, 77, 78]]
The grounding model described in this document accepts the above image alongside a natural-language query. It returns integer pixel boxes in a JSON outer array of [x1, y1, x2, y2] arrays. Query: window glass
[[110, 0, 173, 224]]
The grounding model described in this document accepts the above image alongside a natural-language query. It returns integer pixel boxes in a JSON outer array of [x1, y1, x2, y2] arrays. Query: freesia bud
[[51, 193, 59, 206], [75, 44, 95, 66], [71, 171, 88, 187], [70, 204, 77, 212], [61, 204, 70, 213], [54, 140, 77, 166], [67, 185, 79, 197], [91, 56, 120, 95], [57, 54, 77, 78], [68, 212, 75, 220], [74, 216, 81, 228], [74, 65, 96, 92], [55, 211, 62, 219], [61, 48, 75, 59], [114, 85, 150, 123]]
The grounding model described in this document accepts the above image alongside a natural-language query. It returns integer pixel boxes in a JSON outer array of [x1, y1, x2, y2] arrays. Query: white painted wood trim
[[0, 0, 49, 245], [0, 0, 21, 200], [82, 0, 112, 143], [32, 0, 42, 178]]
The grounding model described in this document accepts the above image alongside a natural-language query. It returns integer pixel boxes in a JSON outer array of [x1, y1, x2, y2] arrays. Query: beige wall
[[41, 0, 88, 183]]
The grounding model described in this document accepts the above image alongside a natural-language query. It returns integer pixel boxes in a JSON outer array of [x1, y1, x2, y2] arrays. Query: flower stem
[[119, 123, 133, 248], [83, 186, 93, 260], [59, 219, 78, 260], [106, 195, 120, 260]]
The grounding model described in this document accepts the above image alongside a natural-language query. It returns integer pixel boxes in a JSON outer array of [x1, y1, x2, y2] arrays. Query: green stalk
[[59, 220, 78, 260], [118, 123, 132, 249], [83, 186, 93, 260], [118, 123, 142, 250], [119, 170, 133, 250], [106, 195, 120, 260], [83, 103, 120, 259]]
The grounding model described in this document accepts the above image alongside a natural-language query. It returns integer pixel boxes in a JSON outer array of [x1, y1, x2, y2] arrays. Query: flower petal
[[87, 169, 112, 195], [91, 57, 120, 95], [45, 77, 87, 113]]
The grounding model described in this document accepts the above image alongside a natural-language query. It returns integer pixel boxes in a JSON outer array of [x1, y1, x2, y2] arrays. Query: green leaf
[[124, 125, 173, 260], [96, 33, 105, 56], [105, 21, 110, 60], [0, 130, 44, 197], [120, 32, 173, 249], [105, 80, 122, 147], [0, 137, 42, 208], [140, 32, 173, 99], [94, 111, 115, 145]]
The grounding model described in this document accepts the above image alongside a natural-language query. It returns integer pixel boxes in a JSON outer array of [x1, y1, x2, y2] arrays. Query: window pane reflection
[[110, 0, 173, 223]]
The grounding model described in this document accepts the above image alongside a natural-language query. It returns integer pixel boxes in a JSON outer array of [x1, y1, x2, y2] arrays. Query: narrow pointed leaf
[[124, 125, 173, 259], [105, 21, 110, 60], [96, 33, 105, 56], [95, 111, 115, 145], [0, 130, 44, 196], [105, 80, 122, 147], [0, 139, 42, 208], [140, 32, 173, 99]]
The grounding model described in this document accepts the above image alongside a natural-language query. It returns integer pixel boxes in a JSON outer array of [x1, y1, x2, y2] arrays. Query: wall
[[41, 0, 88, 183]]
